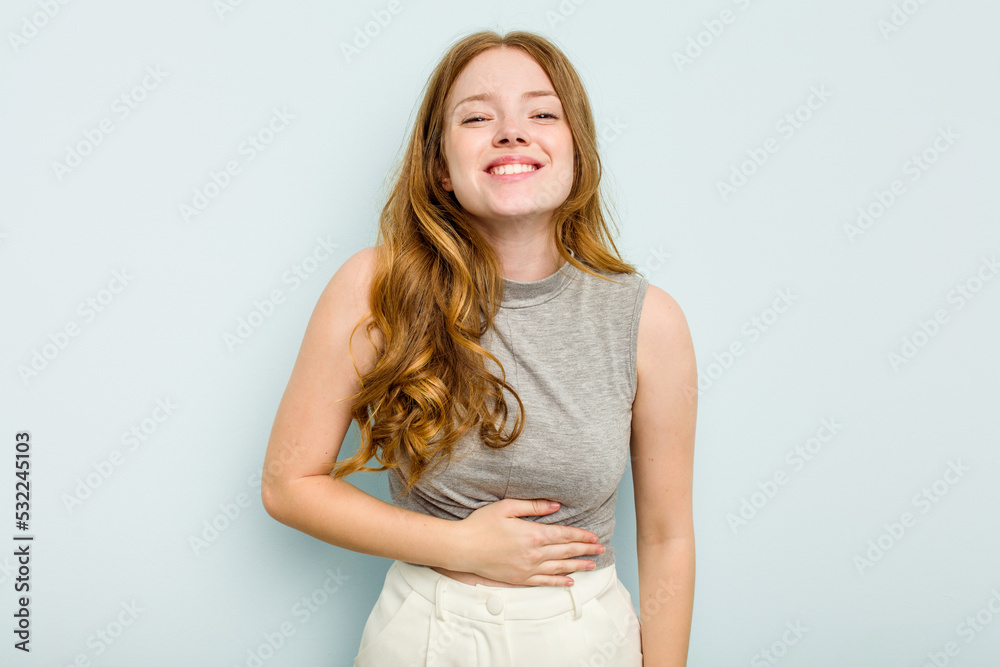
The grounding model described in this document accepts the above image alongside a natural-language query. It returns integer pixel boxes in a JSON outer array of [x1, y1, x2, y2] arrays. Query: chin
[[486, 196, 550, 217], [486, 206, 547, 221]]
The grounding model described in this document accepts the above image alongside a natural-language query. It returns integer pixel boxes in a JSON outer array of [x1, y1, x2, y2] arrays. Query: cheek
[[447, 149, 477, 185], [555, 137, 575, 188], [551, 131, 574, 171], [442, 135, 462, 176]]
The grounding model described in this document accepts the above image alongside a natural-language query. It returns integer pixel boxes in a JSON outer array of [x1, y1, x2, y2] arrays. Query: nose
[[493, 115, 529, 146]]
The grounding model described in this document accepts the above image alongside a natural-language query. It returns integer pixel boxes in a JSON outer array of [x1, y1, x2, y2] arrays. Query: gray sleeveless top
[[388, 255, 649, 569]]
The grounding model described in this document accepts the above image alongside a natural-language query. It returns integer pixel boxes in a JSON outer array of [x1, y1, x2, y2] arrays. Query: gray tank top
[[388, 255, 649, 569]]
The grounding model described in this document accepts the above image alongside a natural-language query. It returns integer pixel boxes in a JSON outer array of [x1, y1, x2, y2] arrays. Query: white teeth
[[489, 163, 538, 175]]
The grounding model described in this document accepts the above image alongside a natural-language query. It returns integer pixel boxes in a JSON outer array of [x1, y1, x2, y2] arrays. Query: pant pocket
[[355, 565, 428, 666], [583, 578, 643, 666]]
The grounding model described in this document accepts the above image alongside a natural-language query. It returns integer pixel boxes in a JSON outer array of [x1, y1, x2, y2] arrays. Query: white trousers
[[353, 559, 643, 666]]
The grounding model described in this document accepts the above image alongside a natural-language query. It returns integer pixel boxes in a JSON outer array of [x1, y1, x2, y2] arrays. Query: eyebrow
[[452, 89, 559, 112]]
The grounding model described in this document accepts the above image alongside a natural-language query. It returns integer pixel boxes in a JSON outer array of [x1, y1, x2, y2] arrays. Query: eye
[[461, 112, 560, 124]]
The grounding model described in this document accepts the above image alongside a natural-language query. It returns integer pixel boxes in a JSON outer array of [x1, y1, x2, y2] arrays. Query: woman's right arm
[[260, 245, 458, 568], [260, 245, 602, 585]]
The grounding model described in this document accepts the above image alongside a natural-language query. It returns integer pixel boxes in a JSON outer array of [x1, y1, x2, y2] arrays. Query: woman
[[261, 29, 697, 666]]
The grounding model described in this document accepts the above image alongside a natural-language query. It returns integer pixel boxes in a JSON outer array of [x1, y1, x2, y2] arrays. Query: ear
[[441, 173, 453, 192]]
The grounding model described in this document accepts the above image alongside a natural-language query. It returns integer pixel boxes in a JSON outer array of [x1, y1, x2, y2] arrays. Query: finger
[[548, 525, 600, 544], [525, 558, 598, 587], [526, 576, 576, 587], [536, 541, 604, 566]]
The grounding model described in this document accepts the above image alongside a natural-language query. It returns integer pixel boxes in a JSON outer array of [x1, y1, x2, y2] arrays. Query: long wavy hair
[[327, 29, 638, 494]]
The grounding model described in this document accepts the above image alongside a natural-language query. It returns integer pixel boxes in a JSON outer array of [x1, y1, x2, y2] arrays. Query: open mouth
[[487, 163, 539, 176], [483, 155, 544, 177]]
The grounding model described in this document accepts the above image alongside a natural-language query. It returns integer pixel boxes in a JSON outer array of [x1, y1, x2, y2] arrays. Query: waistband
[[393, 560, 617, 625]]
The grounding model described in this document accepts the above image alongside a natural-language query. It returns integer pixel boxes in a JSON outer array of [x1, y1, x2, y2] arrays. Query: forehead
[[447, 47, 557, 109]]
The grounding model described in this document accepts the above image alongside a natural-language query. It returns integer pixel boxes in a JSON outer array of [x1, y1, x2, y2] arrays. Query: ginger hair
[[327, 29, 638, 493]]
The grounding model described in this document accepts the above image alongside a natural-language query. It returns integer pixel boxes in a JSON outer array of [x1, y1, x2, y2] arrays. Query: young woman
[[261, 29, 697, 666]]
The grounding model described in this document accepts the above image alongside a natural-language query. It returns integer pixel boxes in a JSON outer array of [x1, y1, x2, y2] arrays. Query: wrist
[[438, 516, 466, 571]]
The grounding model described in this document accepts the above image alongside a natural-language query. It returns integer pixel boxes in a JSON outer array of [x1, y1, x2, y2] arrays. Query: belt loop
[[434, 576, 448, 622]]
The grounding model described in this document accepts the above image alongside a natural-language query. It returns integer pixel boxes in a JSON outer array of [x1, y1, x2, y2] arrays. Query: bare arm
[[261, 246, 462, 568], [260, 246, 601, 584], [630, 285, 698, 666]]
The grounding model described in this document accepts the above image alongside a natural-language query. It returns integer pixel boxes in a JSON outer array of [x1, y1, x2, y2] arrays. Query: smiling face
[[440, 46, 575, 230]]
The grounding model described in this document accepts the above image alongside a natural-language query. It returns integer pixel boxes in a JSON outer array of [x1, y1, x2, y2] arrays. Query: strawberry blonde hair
[[328, 29, 638, 493]]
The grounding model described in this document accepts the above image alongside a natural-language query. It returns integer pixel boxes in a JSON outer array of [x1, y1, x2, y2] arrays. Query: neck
[[471, 213, 563, 281]]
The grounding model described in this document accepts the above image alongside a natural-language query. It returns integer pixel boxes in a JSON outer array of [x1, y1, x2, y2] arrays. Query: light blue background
[[2, 0, 998, 665]]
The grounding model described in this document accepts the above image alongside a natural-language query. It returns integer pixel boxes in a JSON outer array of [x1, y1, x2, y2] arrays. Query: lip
[[483, 154, 544, 173]]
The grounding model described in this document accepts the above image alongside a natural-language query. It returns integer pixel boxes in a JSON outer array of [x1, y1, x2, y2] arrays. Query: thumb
[[508, 498, 560, 518]]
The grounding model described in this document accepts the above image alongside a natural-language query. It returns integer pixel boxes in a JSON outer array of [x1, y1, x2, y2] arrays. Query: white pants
[[353, 560, 643, 666]]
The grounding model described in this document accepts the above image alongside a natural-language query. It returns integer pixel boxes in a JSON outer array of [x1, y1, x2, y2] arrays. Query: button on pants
[[353, 560, 643, 666]]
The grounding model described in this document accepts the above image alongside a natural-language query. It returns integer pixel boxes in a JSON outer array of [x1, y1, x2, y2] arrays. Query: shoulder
[[577, 264, 648, 301], [635, 284, 696, 381], [320, 245, 381, 312], [338, 244, 381, 287], [311, 245, 385, 364], [638, 284, 687, 331]]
